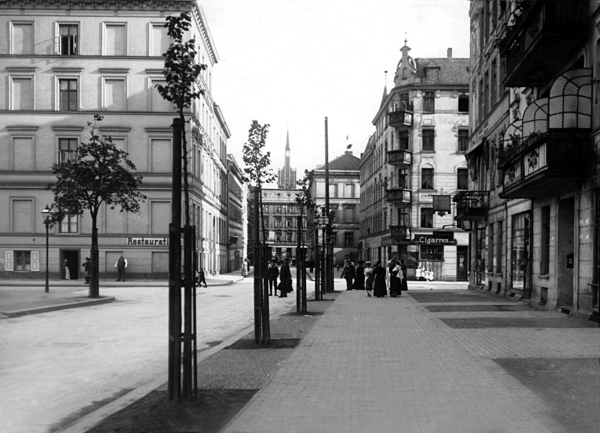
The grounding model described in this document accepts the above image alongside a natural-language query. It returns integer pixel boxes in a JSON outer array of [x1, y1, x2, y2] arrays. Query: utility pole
[[324, 117, 332, 293]]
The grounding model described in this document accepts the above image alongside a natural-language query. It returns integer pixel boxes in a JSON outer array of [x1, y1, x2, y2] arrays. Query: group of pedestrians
[[267, 258, 293, 298], [340, 258, 408, 298]]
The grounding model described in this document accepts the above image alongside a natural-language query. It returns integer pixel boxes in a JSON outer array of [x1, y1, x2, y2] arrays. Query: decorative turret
[[393, 35, 417, 86]]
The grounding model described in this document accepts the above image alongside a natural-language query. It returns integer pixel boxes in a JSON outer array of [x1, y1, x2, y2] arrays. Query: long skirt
[[390, 277, 401, 296], [373, 275, 387, 297], [354, 274, 365, 290]]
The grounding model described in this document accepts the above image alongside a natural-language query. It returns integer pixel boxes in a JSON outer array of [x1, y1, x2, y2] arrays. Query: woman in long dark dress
[[353, 261, 365, 290], [373, 261, 387, 297], [400, 259, 408, 292], [389, 259, 401, 297]]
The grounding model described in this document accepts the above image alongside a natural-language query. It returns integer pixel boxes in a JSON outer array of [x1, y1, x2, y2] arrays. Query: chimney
[[345, 150, 353, 155], [447, 48, 452, 59]]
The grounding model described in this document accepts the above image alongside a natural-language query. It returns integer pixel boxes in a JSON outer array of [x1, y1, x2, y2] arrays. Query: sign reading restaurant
[[127, 237, 169, 246], [412, 235, 457, 246]]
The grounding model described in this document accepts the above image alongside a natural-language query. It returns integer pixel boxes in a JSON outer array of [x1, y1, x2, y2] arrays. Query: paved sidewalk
[[223, 290, 600, 433], [0, 268, 252, 318]]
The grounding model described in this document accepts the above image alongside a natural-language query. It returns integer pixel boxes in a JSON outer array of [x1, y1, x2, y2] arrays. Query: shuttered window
[[105, 79, 126, 111], [151, 24, 170, 56], [151, 139, 171, 172], [105, 24, 126, 56], [12, 23, 33, 54], [12, 78, 33, 110], [13, 137, 34, 171], [151, 201, 170, 234], [12, 199, 33, 233], [151, 80, 172, 112]]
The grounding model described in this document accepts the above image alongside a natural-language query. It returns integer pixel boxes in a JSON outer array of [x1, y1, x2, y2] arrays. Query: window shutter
[[31, 251, 39, 271], [54, 23, 61, 54], [5, 251, 14, 271], [73, 35, 78, 54]]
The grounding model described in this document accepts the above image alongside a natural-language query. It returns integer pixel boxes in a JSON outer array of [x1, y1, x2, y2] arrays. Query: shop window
[[496, 221, 503, 273], [421, 245, 443, 261], [540, 206, 550, 275]]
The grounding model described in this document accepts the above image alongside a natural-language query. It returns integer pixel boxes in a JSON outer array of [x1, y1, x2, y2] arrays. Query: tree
[[47, 115, 146, 298]]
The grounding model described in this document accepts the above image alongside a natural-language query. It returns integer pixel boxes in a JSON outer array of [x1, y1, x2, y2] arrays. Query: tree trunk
[[89, 214, 99, 298]]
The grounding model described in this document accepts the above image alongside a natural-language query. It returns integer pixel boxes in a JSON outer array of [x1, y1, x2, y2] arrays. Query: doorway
[[457, 246, 468, 281], [61, 250, 79, 280], [557, 197, 575, 307]]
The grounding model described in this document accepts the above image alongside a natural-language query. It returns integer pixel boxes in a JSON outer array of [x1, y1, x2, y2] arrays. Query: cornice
[[0, 0, 195, 10]]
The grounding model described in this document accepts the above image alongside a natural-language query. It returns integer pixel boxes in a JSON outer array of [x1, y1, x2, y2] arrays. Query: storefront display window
[[420, 245, 443, 261], [511, 212, 531, 291]]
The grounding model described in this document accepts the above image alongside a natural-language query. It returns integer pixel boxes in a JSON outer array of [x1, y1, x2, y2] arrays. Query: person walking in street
[[373, 261, 387, 297], [400, 259, 408, 292], [279, 258, 292, 298], [114, 254, 128, 281], [267, 260, 280, 296], [389, 259, 402, 297], [196, 268, 207, 288], [353, 260, 365, 290], [340, 259, 356, 291], [364, 261, 374, 297], [81, 257, 91, 284]]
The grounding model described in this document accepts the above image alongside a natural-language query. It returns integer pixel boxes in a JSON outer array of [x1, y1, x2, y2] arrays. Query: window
[[275, 218, 282, 228], [58, 138, 77, 163], [104, 23, 126, 56], [151, 23, 170, 56], [12, 199, 33, 233], [286, 218, 293, 227], [457, 168, 468, 190], [58, 24, 78, 55], [344, 184, 353, 198], [344, 232, 354, 247], [421, 168, 434, 190], [398, 208, 409, 226], [15, 251, 31, 271], [491, 60, 498, 107], [286, 231, 293, 242], [496, 221, 503, 273], [458, 130, 468, 152], [12, 137, 34, 171], [276, 230, 282, 242], [420, 207, 433, 228], [458, 93, 469, 112], [423, 91, 435, 112], [399, 130, 409, 150], [151, 79, 173, 112], [59, 79, 78, 111], [11, 78, 33, 111], [59, 214, 78, 233], [330, 232, 337, 247], [151, 201, 170, 234], [344, 207, 354, 223], [422, 129, 435, 151], [541, 206, 550, 274], [488, 223, 494, 272], [421, 245, 443, 261], [275, 205, 282, 213], [150, 138, 171, 172], [11, 22, 33, 54], [104, 79, 126, 111]]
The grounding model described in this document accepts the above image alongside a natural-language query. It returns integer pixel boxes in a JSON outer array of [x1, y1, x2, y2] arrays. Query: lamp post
[[41, 205, 54, 293]]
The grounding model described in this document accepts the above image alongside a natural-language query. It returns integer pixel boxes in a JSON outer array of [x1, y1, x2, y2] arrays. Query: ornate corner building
[[464, 0, 600, 320], [359, 40, 470, 281], [0, 0, 230, 279]]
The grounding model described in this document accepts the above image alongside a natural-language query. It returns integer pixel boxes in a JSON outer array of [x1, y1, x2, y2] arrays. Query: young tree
[[47, 115, 146, 298], [242, 121, 277, 243]]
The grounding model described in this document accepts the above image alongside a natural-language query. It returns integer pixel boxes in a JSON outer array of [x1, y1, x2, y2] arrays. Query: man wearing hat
[[114, 254, 128, 281], [82, 257, 91, 284]]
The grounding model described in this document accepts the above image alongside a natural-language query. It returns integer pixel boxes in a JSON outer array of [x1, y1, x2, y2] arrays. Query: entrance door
[[557, 197, 575, 307], [61, 250, 79, 280], [457, 246, 468, 281]]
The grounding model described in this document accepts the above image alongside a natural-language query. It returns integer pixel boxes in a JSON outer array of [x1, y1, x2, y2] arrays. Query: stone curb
[[1, 296, 116, 318]]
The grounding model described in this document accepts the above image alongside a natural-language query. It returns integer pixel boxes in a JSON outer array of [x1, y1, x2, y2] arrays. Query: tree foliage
[[295, 169, 314, 216], [242, 121, 276, 187], [47, 115, 146, 220]]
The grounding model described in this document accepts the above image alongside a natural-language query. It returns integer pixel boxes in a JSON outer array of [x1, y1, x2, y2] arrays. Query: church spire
[[278, 129, 296, 189]]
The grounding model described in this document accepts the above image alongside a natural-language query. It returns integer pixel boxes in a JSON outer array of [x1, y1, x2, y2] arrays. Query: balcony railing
[[387, 149, 412, 168], [385, 188, 411, 208], [453, 191, 488, 221], [499, 130, 592, 199], [498, 0, 588, 87], [390, 225, 411, 244], [388, 104, 414, 130]]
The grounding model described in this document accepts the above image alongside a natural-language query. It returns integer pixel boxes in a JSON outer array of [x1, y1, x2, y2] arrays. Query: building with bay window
[[0, 0, 230, 279], [359, 40, 470, 281], [462, 0, 600, 320]]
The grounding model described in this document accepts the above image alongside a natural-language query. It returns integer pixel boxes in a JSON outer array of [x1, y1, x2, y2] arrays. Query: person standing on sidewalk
[[82, 257, 91, 284], [267, 260, 279, 296], [353, 261, 365, 290], [340, 259, 355, 291], [196, 268, 207, 288], [373, 261, 387, 297], [114, 255, 128, 282], [400, 259, 408, 292], [63, 259, 70, 280], [389, 259, 402, 297], [278, 258, 291, 298], [364, 262, 374, 297]]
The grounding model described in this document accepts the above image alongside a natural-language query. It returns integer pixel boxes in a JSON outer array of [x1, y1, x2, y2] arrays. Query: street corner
[[1, 296, 116, 318]]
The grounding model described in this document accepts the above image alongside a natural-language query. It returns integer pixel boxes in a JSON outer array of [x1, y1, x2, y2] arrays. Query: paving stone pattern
[[224, 291, 572, 433]]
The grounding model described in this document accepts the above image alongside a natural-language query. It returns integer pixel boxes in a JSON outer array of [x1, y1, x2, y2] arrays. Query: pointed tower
[[278, 130, 297, 189], [394, 35, 418, 87]]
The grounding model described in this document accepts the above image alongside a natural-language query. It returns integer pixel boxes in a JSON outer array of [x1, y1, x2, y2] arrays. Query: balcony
[[499, 130, 592, 199], [385, 188, 411, 208], [498, 0, 588, 87], [390, 225, 411, 244], [387, 149, 412, 168], [388, 105, 414, 130], [453, 191, 488, 221]]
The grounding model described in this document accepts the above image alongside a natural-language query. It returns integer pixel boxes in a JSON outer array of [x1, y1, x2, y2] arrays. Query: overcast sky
[[201, 0, 471, 179]]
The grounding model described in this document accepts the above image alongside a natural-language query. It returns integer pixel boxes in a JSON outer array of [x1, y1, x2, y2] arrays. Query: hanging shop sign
[[412, 235, 457, 245], [432, 230, 454, 240]]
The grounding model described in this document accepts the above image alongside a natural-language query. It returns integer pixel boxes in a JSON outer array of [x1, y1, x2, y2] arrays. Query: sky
[[201, 0, 471, 180]]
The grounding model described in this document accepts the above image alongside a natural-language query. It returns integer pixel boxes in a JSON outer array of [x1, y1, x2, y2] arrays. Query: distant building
[[0, 0, 229, 279], [227, 154, 244, 272], [278, 131, 297, 189], [359, 41, 470, 281], [308, 148, 361, 267]]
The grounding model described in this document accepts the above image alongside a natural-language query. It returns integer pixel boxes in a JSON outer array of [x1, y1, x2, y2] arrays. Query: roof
[[414, 57, 469, 85], [316, 152, 361, 171]]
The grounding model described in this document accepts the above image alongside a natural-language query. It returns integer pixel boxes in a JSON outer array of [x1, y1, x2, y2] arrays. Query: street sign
[[432, 230, 454, 240]]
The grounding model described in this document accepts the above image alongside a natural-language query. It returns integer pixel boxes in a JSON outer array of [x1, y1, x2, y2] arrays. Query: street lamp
[[41, 205, 55, 293]]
